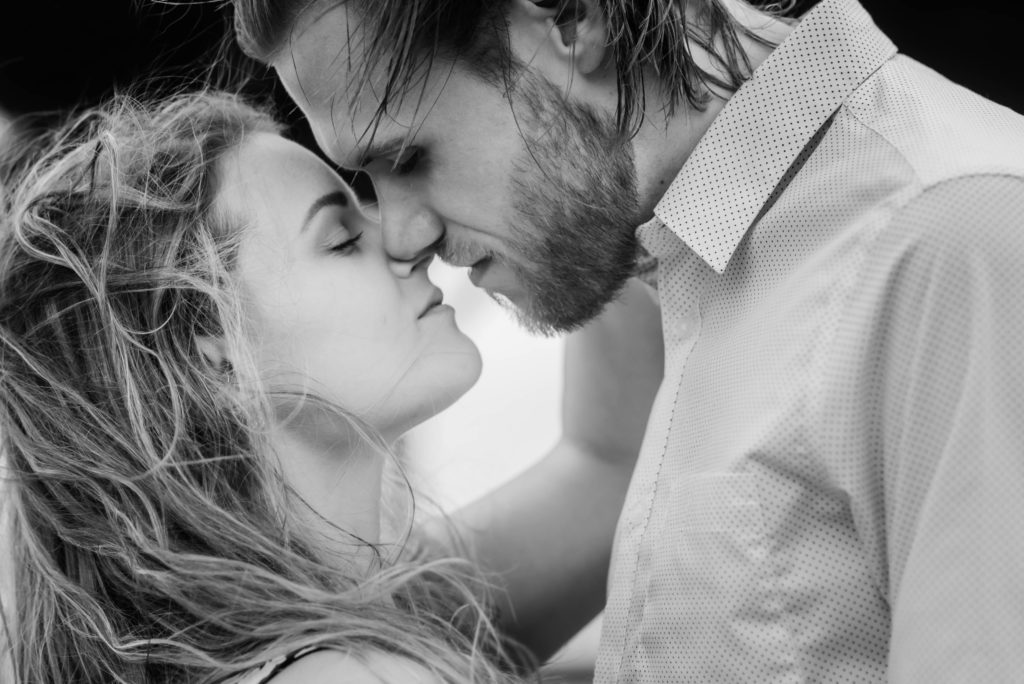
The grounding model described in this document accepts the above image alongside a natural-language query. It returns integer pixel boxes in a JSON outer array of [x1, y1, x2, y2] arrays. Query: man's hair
[[0, 90, 520, 684], [232, 0, 789, 136]]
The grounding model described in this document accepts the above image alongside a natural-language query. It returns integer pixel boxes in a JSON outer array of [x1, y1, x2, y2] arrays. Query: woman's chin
[[393, 358, 483, 438]]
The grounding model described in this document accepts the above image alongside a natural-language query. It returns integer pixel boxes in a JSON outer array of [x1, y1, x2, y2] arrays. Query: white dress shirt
[[596, 0, 1024, 681]]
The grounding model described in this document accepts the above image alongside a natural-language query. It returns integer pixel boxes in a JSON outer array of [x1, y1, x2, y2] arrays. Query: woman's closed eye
[[330, 231, 363, 255]]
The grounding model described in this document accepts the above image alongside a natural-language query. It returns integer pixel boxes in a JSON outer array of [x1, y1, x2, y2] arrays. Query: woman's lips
[[418, 289, 444, 318]]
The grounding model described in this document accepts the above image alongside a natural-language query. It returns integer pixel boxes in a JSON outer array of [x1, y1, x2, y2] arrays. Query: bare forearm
[[452, 439, 635, 661], [442, 280, 664, 661]]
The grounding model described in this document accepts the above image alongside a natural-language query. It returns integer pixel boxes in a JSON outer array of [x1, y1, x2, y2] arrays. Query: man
[[233, 0, 1024, 680]]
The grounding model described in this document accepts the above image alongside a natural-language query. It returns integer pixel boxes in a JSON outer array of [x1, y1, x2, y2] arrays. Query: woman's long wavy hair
[[0, 91, 520, 684]]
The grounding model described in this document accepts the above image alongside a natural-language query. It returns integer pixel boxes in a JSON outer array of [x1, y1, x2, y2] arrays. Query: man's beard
[[500, 71, 642, 336]]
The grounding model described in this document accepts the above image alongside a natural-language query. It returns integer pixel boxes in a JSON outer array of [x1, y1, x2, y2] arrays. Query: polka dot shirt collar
[[649, 0, 896, 274]]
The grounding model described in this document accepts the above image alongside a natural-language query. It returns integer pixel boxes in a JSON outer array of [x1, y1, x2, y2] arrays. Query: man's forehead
[[274, 57, 361, 167], [272, 2, 434, 169], [272, 3, 362, 110]]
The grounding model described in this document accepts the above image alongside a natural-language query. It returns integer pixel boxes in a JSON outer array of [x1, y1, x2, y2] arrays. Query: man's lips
[[467, 258, 491, 287], [467, 259, 523, 304]]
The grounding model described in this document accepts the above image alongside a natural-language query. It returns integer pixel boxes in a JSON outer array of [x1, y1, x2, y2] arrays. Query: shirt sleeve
[[869, 175, 1024, 682]]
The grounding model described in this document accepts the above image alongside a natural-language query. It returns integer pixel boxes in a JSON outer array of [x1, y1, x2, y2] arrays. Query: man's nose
[[377, 186, 444, 263]]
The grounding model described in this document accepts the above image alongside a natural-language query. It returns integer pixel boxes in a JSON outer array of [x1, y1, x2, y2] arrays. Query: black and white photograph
[[1, 1, 1022, 682]]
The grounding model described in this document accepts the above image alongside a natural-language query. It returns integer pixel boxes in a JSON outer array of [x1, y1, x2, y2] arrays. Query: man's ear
[[508, 0, 611, 80], [196, 335, 231, 371]]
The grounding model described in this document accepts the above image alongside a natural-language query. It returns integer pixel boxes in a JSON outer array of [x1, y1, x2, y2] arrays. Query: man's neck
[[632, 1, 796, 217]]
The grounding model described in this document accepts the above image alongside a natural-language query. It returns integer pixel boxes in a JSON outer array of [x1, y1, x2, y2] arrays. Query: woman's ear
[[508, 0, 611, 80], [195, 335, 231, 371]]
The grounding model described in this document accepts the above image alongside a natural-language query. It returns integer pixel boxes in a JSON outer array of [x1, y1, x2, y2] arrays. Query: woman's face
[[216, 133, 481, 441]]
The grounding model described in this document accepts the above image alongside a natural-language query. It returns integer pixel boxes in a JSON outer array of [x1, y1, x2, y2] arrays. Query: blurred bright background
[[405, 262, 563, 511], [404, 261, 602, 681]]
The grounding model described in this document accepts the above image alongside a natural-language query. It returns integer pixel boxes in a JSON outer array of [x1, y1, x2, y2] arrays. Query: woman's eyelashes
[[329, 231, 363, 255]]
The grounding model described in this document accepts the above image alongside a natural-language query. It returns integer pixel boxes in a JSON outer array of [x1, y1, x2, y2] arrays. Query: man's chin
[[487, 288, 593, 338], [473, 264, 563, 334], [484, 290, 552, 337], [477, 257, 629, 336]]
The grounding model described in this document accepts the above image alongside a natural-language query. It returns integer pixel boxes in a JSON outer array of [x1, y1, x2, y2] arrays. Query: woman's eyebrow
[[300, 191, 349, 232]]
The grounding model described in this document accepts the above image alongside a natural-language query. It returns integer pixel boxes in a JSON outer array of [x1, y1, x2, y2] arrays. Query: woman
[[0, 90, 521, 683]]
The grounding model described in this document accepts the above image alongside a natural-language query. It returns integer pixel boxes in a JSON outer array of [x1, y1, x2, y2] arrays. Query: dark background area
[[788, 0, 1022, 114], [0, 2, 319, 156], [1, 1, 1022, 179]]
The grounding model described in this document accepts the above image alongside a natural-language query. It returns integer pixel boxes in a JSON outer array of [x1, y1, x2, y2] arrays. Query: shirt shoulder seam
[[841, 101, 1024, 193]]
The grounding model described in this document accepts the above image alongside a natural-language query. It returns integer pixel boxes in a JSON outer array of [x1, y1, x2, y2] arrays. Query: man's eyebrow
[[301, 191, 349, 232], [355, 135, 409, 168]]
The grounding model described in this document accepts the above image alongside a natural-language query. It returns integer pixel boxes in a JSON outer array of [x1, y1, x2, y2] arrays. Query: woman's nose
[[389, 249, 435, 279]]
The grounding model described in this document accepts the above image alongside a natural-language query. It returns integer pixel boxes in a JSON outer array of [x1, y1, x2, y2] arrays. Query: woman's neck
[[270, 422, 386, 570]]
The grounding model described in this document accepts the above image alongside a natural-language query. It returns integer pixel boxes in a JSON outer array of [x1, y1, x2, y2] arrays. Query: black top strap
[[256, 646, 329, 684]]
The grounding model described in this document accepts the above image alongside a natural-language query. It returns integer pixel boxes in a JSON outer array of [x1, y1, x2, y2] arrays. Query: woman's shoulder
[[234, 648, 442, 684]]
